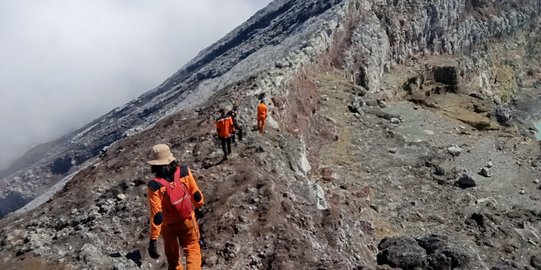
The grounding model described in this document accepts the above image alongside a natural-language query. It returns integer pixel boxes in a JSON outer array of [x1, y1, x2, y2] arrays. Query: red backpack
[[153, 166, 193, 220]]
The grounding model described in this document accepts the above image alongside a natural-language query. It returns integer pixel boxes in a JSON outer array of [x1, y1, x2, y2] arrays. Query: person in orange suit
[[146, 144, 204, 270], [216, 108, 234, 159], [257, 99, 268, 134], [227, 105, 243, 143]]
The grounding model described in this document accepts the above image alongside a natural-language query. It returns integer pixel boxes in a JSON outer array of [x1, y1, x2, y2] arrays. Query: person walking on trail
[[146, 144, 204, 270], [257, 99, 268, 134], [227, 105, 243, 143], [216, 108, 234, 160]]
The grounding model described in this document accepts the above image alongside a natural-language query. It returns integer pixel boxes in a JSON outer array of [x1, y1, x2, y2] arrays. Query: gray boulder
[[495, 106, 512, 126], [377, 236, 427, 269], [418, 234, 470, 269], [457, 173, 477, 189], [78, 243, 114, 267], [377, 234, 472, 269]]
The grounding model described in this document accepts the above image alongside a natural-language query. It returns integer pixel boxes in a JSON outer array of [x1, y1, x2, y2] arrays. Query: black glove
[[195, 208, 204, 220], [148, 239, 160, 259]]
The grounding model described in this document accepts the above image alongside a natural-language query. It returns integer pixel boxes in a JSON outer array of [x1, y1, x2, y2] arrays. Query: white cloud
[[0, 0, 272, 170]]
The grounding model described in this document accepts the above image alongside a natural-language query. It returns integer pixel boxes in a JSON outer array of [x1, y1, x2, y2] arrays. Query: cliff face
[[1, 0, 541, 269], [344, 0, 541, 92]]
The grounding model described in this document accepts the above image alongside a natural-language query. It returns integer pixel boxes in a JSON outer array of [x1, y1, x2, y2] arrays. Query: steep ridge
[[0, 0, 349, 217], [1, 0, 541, 269]]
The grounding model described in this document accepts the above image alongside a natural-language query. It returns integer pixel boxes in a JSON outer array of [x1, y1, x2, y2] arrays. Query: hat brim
[[146, 155, 175, 165]]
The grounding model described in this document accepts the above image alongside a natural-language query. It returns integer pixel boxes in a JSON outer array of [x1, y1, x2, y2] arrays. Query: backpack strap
[[179, 165, 189, 178], [148, 179, 164, 191], [150, 166, 188, 192], [173, 166, 181, 182]]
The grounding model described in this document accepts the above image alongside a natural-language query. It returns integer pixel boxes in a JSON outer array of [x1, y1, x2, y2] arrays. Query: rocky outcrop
[[377, 234, 473, 269], [345, 0, 541, 92]]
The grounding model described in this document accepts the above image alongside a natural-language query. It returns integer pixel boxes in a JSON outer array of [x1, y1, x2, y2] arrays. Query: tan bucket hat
[[147, 144, 176, 165]]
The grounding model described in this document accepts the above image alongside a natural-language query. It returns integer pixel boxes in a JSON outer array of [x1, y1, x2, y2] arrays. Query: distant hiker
[[146, 144, 204, 270], [216, 108, 234, 159], [257, 99, 268, 134], [227, 105, 243, 143]]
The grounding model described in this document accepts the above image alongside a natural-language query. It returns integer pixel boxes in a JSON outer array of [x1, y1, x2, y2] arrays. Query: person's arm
[[231, 115, 239, 129], [216, 119, 221, 135], [229, 117, 235, 135], [147, 181, 164, 240], [185, 167, 204, 208]]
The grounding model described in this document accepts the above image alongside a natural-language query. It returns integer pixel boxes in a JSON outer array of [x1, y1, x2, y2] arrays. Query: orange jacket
[[216, 115, 234, 138], [257, 103, 267, 119], [147, 165, 204, 240]]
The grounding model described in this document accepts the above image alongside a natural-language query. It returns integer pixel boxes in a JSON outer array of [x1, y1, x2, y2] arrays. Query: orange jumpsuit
[[148, 166, 204, 270], [216, 115, 234, 157], [216, 115, 234, 138], [257, 102, 267, 133]]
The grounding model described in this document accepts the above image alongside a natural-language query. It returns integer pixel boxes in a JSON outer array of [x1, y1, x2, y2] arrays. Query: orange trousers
[[257, 117, 266, 133], [161, 216, 201, 270]]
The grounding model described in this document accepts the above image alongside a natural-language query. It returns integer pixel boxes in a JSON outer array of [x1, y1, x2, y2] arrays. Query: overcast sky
[[0, 0, 272, 171]]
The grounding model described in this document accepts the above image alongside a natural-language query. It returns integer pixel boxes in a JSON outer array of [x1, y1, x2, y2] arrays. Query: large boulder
[[495, 106, 512, 126], [377, 234, 471, 269], [418, 234, 470, 269], [456, 173, 477, 189], [377, 236, 427, 269]]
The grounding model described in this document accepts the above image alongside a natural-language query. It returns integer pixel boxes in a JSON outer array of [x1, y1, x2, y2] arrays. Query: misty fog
[[0, 0, 272, 171]]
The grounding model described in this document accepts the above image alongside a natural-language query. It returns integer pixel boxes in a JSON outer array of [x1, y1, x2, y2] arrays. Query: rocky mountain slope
[[2, 0, 541, 269], [0, 0, 348, 217]]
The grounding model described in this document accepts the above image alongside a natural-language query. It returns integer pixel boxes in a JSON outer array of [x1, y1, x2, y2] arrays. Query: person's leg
[[183, 239, 202, 270], [180, 217, 202, 270], [162, 225, 182, 270], [238, 126, 243, 141], [261, 118, 266, 133], [257, 118, 262, 133], [220, 137, 228, 159], [226, 137, 232, 155]]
